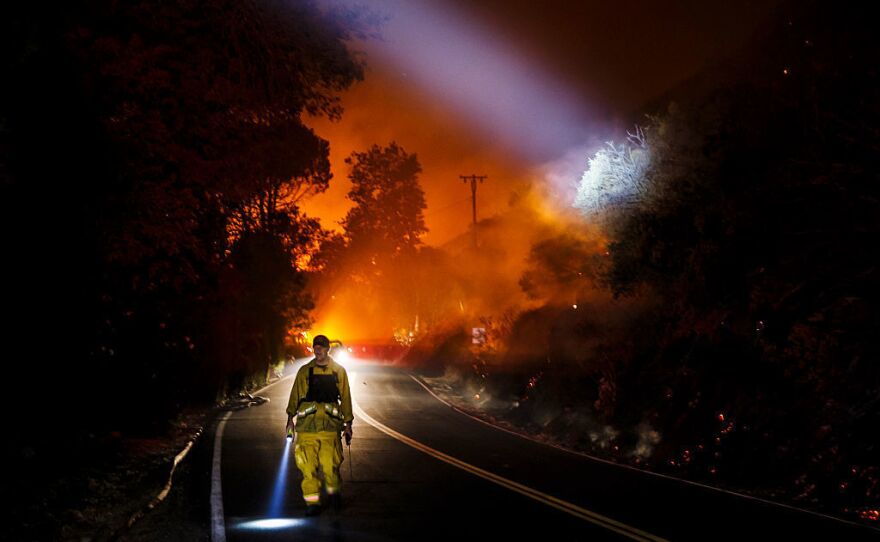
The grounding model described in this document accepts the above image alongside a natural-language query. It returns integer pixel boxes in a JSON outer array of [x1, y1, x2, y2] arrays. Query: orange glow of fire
[[860, 509, 879, 521]]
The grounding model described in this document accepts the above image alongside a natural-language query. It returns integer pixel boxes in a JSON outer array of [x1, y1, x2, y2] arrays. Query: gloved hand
[[285, 417, 295, 439], [343, 423, 353, 445]]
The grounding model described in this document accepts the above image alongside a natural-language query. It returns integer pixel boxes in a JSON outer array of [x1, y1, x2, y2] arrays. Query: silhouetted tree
[[342, 142, 427, 256], [307, 142, 430, 337], [1, 0, 369, 441]]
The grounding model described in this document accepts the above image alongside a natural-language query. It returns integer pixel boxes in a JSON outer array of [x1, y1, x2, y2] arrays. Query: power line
[[424, 196, 472, 218]]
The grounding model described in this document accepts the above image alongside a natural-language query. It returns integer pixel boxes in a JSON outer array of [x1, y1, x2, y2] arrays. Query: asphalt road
[[216, 360, 880, 541]]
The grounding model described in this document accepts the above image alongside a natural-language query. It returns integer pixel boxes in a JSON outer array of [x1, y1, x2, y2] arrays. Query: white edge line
[[210, 411, 232, 542], [209, 360, 306, 542], [409, 373, 877, 531], [352, 396, 667, 542], [119, 361, 308, 539]]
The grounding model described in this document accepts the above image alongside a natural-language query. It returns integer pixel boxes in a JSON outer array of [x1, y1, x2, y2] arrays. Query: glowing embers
[[235, 518, 305, 531], [860, 509, 879, 522]]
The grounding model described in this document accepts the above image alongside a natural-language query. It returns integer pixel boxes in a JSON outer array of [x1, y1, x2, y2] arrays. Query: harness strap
[[297, 364, 341, 409]]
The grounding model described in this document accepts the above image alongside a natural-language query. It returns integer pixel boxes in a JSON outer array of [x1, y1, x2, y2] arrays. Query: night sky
[[304, 0, 783, 244]]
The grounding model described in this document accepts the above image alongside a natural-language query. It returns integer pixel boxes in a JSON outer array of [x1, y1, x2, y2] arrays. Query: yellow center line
[[352, 398, 668, 542]]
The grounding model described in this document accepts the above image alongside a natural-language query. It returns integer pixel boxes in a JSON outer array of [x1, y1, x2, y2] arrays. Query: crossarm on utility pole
[[459, 174, 488, 227]]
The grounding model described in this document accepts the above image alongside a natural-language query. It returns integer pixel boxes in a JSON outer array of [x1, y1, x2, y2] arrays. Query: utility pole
[[459, 174, 488, 227]]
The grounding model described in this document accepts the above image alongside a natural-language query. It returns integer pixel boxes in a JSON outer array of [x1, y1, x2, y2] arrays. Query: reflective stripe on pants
[[294, 431, 343, 504]]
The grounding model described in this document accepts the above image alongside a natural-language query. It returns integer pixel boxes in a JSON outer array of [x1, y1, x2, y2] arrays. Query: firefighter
[[286, 334, 354, 516]]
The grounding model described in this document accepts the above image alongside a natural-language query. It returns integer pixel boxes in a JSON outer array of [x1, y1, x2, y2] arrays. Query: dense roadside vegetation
[[1, 2, 368, 537], [408, 1, 879, 525]]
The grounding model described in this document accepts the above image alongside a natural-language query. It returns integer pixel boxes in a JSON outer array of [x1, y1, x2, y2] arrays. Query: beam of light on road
[[268, 438, 293, 518], [325, 0, 599, 161], [236, 518, 304, 531]]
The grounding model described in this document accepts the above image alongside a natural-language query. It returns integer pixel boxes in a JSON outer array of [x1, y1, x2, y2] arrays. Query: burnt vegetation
[[409, 1, 880, 525]]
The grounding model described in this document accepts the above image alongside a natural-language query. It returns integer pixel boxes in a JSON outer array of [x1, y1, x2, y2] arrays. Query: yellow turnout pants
[[294, 431, 343, 506]]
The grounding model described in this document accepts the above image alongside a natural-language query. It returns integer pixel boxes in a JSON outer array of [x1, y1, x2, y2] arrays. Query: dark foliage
[[421, 0, 880, 524], [592, 0, 880, 520], [1, 0, 364, 451]]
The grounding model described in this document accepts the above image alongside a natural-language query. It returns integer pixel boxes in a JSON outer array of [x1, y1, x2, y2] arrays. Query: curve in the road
[[210, 369, 666, 541], [409, 374, 880, 536], [352, 396, 668, 542]]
